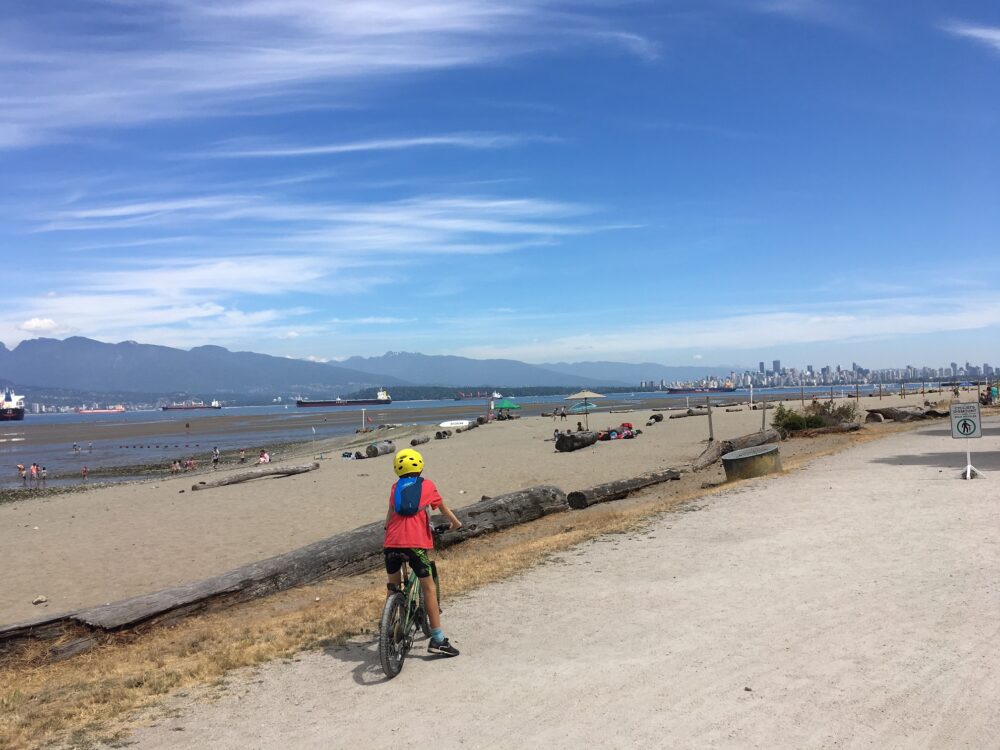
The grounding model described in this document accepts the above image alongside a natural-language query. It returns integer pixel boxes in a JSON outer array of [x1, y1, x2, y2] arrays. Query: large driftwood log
[[669, 409, 707, 420], [555, 431, 598, 452], [865, 407, 947, 422], [567, 469, 682, 509], [793, 422, 861, 438], [691, 428, 782, 471], [410, 436, 430, 446], [436, 485, 568, 548], [1, 485, 568, 649], [365, 441, 394, 458], [191, 463, 318, 491], [648, 413, 664, 423]]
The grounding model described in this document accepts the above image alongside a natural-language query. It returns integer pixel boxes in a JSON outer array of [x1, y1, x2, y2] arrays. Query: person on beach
[[258, 450, 270, 464], [29, 463, 38, 485], [384, 448, 462, 657], [81, 466, 89, 481], [577, 421, 584, 432], [239, 448, 246, 464], [560, 407, 567, 421], [211, 447, 220, 469], [17, 463, 26, 482], [40, 467, 46, 484]]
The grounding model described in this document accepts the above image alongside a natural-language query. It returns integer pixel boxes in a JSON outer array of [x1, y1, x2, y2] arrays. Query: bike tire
[[378, 593, 407, 678]]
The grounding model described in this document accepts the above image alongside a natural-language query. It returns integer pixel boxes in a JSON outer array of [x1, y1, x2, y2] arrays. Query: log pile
[[434, 430, 452, 440], [555, 431, 598, 452], [567, 469, 681, 509], [691, 428, 782, 471], [191, 463, 319, 491]]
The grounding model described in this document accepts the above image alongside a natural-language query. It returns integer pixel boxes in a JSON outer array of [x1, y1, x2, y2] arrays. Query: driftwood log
[[567, 469, 682, 509], [456, 423, 479, 434], [555, 431, 598, 452], [725, 407, 743, 412], [691, 428, 782, 471], [365, 441, 394, 458], [434, 430, 452, 440], [0, 485, 568, 652], [410, 436, 430, 446], [865, 407, 947, 422], [865, 412, 885, 423], [792, 422, 861, 438], [648, 413, 664, 423], [191, 463, 319, 491], [669, 409, 707, 420]]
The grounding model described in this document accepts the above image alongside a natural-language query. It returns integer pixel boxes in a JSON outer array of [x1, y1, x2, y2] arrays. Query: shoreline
[[0, 390, 959, 624]]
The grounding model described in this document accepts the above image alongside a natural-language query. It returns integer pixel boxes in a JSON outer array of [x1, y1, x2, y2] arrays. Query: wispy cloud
[[943, 22, 1000, 53], [207, 133, 550, 158], [1, 1, 655, 148], [457, 297, 1000, 362]]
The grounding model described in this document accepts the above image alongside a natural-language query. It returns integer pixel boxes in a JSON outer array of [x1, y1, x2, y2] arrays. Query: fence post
[[706, 396, 714, 442]]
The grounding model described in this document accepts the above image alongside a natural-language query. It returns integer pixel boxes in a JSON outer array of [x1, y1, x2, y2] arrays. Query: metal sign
[[950, 403, 982, 439]]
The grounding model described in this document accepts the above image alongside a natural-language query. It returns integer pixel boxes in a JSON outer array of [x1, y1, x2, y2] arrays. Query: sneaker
[[428, 638, 460, 657]]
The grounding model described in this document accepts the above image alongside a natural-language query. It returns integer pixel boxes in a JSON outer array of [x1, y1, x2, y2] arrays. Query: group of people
[[16, 462, 47, 485], [551, 407, 568, 421], [978, 386, 998, 406], [168, 447, 268, 473]]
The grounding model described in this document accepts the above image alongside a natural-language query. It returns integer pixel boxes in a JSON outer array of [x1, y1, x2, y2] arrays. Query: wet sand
[[0, 391, 953, 624]]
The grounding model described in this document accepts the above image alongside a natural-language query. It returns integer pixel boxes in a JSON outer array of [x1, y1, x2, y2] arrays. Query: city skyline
[[1, 2, 999, 366]]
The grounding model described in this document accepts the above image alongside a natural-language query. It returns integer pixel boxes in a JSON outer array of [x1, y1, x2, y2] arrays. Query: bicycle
[[378, 524, 449, 678]]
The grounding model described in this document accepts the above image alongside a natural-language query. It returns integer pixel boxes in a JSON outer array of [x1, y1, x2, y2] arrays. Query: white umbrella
[[564, 389, 606, 430]]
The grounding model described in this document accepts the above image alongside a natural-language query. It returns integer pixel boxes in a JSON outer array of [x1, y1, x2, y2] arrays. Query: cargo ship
[[161, 400, 222, 411], [296, 388, 391, 408], [1, 389, 25, 421], [76, 405, 126, 414]]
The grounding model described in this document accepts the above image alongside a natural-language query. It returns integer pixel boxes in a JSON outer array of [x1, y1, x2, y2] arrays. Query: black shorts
[[383, 547, 433, 579]]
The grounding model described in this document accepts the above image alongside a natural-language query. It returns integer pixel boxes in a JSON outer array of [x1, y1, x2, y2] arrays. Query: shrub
[[804, 399, 860, 425], [770, 404, 823, 432]]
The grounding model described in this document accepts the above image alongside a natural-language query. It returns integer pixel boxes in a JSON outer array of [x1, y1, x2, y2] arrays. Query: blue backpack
[[393, 476, 424, 516]]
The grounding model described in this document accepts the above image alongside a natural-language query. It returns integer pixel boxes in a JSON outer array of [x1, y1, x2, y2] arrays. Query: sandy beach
[[110, 413, 1000, 749], [0, 391, 964, 624]]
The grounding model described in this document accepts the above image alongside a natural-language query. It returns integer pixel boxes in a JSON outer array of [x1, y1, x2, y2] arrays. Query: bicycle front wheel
[[379, 593, 408, 678]]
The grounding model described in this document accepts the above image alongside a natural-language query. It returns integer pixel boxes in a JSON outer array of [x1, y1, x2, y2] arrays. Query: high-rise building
[[759, 361, 765, 374], [772, 359, 781, 373]]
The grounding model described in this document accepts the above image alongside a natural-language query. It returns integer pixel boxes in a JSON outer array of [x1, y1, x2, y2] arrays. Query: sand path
[[119, 418, 1000, 749]]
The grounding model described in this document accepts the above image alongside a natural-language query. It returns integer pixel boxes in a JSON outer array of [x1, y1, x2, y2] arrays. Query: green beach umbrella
[[494, 398, 521, 410]]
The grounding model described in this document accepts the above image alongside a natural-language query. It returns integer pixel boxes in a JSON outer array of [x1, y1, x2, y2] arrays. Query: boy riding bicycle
[[384, 448, 462, 657]]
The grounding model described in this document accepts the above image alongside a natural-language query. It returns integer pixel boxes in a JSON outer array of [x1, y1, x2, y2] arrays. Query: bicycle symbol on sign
[[956, 418, 976, 436]]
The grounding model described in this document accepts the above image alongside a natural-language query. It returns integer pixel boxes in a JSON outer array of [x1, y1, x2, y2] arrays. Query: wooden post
[[830, 387, 834, 401], [879, 383, 882, 400], [800, 385, 804, 406], [855, 384, 859, 402], [706, 396, 714, 442], [761, 396, 767, 432]]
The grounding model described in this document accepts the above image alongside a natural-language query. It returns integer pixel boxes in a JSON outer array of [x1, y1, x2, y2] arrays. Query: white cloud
[[18, 317, 75, 335], [456, 298, 1000, 362], [1, 1, 655, 148], [944, 22, 1000, 53], [208, 133, 545, 158]]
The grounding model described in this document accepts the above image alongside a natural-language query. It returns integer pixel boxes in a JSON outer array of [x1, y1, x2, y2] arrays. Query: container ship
[[1, 389, 25, 421], [76, 405, 126, 414], [161, 400, 222, 411], [296, 388, 392, 408]]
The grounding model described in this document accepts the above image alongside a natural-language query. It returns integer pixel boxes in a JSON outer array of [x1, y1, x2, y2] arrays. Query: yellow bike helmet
[[393, 448, 424, 477]]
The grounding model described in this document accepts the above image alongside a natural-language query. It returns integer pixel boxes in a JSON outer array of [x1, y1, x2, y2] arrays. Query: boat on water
[[1, 389, 25, 421], [76, 405, 126, 414], [454, 390, 502, 400], [296, 388, 392, 408], [161, 399, 222, 411]]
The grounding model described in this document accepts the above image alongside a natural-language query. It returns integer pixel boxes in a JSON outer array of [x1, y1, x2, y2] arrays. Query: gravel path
[[120, 420, 999, 749]]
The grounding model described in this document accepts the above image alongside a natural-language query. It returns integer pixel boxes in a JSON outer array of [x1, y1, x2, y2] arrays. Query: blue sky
[[2, 1, 999, 371]]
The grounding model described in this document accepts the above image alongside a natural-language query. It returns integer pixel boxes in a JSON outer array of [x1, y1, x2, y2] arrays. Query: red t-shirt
[[384, 477, 443, 549]]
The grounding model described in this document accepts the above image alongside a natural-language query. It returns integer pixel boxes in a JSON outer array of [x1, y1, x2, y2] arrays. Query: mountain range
[[0, 338, 742, 400]]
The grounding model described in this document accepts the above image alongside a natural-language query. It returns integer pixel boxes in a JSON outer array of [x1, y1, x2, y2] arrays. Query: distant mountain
[[540, 360, 743, 385], [338, 351, 623, 388], [0, 337, 406, 397]]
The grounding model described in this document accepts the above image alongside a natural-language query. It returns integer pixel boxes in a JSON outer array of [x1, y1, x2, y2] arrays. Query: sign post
[[950, 402, 983, 480]]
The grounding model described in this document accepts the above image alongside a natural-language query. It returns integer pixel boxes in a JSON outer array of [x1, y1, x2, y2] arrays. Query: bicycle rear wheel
[[379, 593, 408, 678]]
